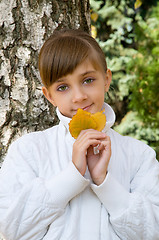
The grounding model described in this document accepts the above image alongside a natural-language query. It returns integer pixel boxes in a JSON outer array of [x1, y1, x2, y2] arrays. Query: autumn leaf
[[91, 25, 97, 38], [134, 0, 142, 9], [91, 12, 98, 22], [69, 109, 106, 139]]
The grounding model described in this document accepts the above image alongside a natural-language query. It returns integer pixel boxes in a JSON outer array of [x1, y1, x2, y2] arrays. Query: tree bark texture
[[0, 0, 90, 165]]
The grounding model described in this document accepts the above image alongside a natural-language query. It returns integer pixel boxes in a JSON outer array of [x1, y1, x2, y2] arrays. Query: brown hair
[[38, 29, 107, 88]]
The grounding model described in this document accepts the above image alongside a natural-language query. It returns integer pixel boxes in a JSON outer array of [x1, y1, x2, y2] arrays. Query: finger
[[78, 129, 106, 137], [79, 139, 101, 152], [97, 139, 111, 151], [74, 137, 101, 154], [77, 129, 106, 141]]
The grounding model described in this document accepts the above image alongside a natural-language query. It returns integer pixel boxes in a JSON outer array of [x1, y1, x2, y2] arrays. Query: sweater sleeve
[[91, 147, 159, 239], [0, 138, 89, 240]]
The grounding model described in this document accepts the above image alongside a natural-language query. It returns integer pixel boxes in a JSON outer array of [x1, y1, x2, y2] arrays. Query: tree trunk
[[0, 0, 90, 165]]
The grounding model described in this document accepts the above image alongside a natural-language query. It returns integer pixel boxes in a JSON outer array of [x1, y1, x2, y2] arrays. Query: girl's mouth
[[82, 105, 92, 111], [72, 104, 93, 114]]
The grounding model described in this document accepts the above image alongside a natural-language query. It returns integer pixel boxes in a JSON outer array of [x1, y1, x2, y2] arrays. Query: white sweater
[[0, 103, 159, 240]]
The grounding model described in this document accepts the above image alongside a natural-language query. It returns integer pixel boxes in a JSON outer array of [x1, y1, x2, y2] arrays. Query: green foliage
[[90, 0, 159, 157], [90, 0, 103, 10], [128, 3, 159, 127], [114, 111, 159, 159], [90, 0, 137, 103]]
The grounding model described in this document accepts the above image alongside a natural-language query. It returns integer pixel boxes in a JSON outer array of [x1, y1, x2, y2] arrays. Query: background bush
[[90, 0, 159, 158]]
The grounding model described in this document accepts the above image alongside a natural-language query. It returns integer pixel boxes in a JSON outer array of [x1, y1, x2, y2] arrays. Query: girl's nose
[[72, 87, 87, 103]]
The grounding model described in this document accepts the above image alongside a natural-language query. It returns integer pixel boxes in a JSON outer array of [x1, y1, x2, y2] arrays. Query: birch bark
[[0, 0, 90, 165]]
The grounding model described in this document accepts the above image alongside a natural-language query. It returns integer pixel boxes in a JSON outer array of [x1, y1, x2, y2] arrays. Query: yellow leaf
[[91, 12, 98, 22], [91, 25, 97, 39], [134, 0, 142, 9], [69, 109, 106, 139], [92, 110, 106, 131]]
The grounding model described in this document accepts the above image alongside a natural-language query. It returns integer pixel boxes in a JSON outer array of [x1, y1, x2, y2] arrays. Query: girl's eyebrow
[[81, 70, 96, 76], [56, 79, 66, 83], [56, 70, 96, 83]]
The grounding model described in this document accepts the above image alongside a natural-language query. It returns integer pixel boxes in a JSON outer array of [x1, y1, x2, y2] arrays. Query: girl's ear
[[104, 69, 112, 92], [42, 86, 57, 107]]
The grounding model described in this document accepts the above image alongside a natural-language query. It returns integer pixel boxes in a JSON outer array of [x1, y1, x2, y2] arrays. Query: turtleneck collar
[[56, 102, 116, 134]]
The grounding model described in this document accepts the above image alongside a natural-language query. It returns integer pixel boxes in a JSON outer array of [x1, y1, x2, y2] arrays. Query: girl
[[0, 29, 159, 240]]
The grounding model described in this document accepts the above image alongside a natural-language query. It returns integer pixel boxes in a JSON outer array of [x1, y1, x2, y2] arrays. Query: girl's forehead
[[55, 58, 104, 82], [73, 60, 96, 75]]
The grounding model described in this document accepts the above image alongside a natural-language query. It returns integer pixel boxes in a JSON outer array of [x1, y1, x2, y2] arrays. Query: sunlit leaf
[[134, 0, 142, 10], [69, 109, 106, 139], [91, 25, 97, 38], [91, 12, 98, 22]]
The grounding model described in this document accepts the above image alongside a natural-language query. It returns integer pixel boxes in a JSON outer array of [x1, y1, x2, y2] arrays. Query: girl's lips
[[72, 104, 93, 113], [82, 105, 92, 111]]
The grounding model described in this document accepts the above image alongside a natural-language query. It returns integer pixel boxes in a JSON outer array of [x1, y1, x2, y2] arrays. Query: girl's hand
[[72, 129, 107, 176], [87, 135, 111, 185]]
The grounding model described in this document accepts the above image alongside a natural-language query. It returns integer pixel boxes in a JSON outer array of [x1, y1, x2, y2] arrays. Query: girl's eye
[[57, 85, 68, 92], [83, 78, 95, 84]]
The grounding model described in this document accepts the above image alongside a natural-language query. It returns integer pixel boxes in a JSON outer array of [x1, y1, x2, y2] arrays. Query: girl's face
[[42, 59, 112, 118]]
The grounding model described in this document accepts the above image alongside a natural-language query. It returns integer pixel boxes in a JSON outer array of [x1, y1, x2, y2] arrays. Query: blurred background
[[90, 0, 159, 158]]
